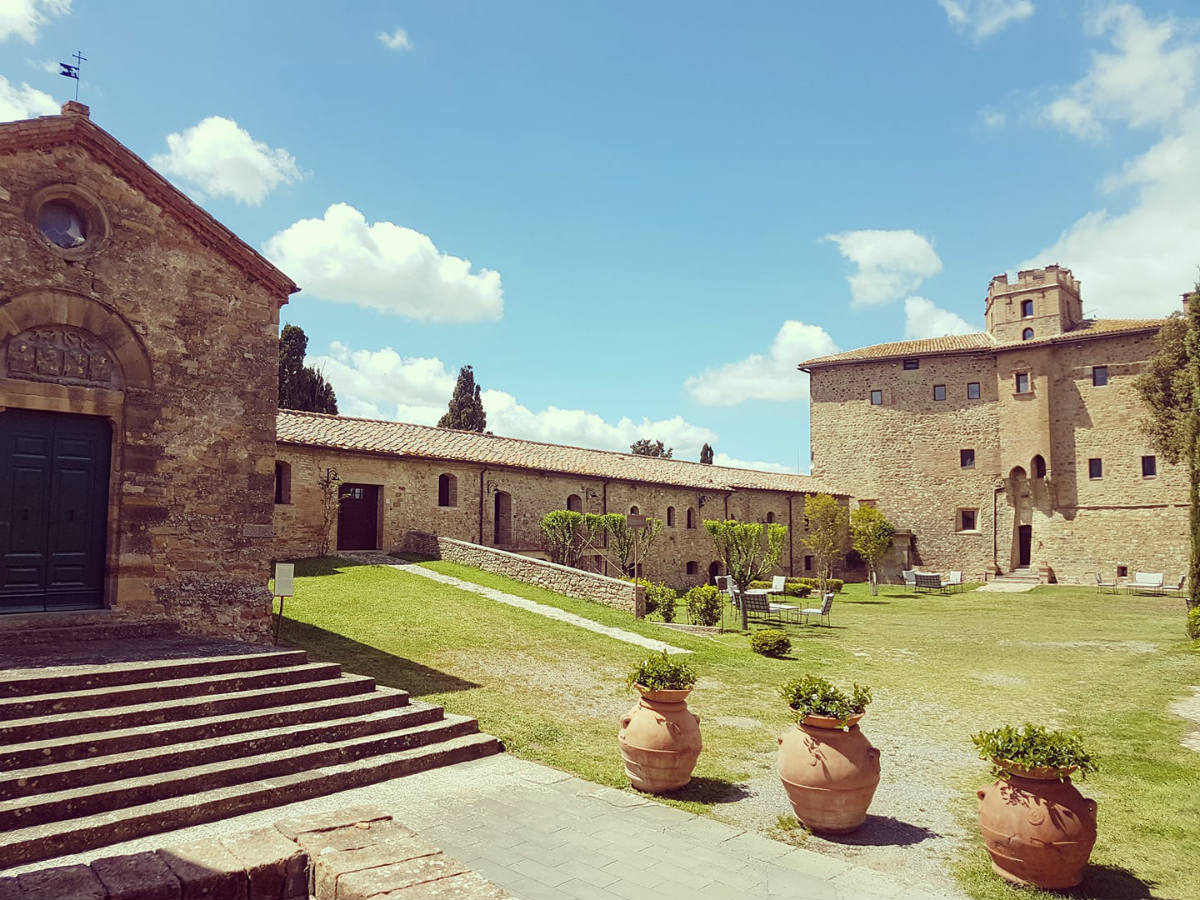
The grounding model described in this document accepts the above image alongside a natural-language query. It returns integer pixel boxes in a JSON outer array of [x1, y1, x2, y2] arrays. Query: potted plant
[[776, 675, 880, 833], [618, 650, 701, 792], [973, 724, 1098, 890]]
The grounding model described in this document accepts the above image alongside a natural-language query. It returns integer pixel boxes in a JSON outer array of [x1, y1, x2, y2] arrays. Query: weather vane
[[59, 50, 86, 102]]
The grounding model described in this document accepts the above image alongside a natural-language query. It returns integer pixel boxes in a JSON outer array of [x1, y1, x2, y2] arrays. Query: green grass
[[280, 558, 1199, 900]]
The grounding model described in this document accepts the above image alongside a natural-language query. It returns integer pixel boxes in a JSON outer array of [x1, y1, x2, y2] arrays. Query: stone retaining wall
[[405, 532, 646, 617]]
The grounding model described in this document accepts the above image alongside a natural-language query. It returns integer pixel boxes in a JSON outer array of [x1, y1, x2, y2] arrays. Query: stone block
[[374, 871, 510, 900], [220, 826, 308, 900], [334, 853, 469, 900], [158, 838, 249, 900], [0, 877, 22, 900], [16, 865, 106, 900], [274, 806, 392, 841], [311, 832, 441, 900], [92, 850, 183, 900]]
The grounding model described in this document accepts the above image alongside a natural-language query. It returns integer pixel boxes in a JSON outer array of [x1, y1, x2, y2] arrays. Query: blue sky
[[3, 0, 1198, 471]]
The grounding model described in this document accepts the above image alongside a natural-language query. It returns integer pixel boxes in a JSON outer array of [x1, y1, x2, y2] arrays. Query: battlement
[[987, 264, 1079, 300], [985, 265, 1082, 342]]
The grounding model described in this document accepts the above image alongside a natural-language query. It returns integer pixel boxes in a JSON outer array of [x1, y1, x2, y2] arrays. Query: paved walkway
[[348, 554, 690, 655], [18, 754, 959, 900], [975, 582, 1037, 593]]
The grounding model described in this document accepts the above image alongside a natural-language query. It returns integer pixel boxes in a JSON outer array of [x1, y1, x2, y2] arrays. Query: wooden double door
[[0, 410, 112, 613]]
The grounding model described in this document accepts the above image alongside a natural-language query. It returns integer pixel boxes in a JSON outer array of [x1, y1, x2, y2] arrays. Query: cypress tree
[[278, 324, 338, 413], [439, 365, 487, 432], [700, 443, 714, 464]]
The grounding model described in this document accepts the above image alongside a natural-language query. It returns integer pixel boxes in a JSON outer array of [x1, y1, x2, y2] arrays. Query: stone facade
[[273, 414, 850, 589], [802, 266, 1188, 584], [0, 104, 295, 638]]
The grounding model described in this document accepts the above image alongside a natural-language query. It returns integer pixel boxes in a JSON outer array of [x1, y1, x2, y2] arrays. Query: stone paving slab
[[355, 555, 691, 654], [10, 753, 965, 900]]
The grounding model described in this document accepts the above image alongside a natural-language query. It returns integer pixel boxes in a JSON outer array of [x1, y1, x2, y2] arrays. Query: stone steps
[[0, 638, 501, 869]]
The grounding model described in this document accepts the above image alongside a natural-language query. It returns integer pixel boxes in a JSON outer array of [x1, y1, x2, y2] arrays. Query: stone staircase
[[991, 567, 1042, 585], [0, 635, 500, 870]]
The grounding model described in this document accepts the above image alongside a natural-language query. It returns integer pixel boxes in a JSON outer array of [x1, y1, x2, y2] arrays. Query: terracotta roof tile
[[277, 410, 843, 496]]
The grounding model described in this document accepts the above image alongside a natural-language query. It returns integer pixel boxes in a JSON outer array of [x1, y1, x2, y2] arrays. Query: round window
[[37, 200, 88, 248]]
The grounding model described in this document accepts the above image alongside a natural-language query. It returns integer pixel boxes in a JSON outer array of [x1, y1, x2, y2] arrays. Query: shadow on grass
[[289, 557, 369, 577], [1069, 864, 1158, 900], [820, 814, 939, 848], [657, 776, 751, 805], [279, 618, 481, 699]]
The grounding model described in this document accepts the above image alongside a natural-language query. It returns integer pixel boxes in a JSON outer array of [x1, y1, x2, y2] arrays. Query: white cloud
[[378, 28, 412, 51], [980, 108, 1006, 129], [904, 296, 976, 339], [823, 229, 943, 307], [937, 0, 1034, 41], [150, 116, 301, 205], [683, 320, 838, 407], [0, 0, 70, 43], [0, 74, 55, 121], [264, 203, 504, 322], [1042, 4, 1199, 139], [712, 453, 794, 474], [308, 342, 720, 459]]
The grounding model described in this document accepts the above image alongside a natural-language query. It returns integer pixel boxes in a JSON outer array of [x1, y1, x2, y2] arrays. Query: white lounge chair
[[768, 575, 786, 596], [946, 571, 963, 592], [1095, 572, 1117, 594], [902, 569, 916, 589], [801, 592, 834, 626], [1128, 572, 1164, 594]]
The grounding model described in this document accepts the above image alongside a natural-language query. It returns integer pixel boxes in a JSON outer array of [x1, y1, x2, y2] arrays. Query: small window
[[274, 461, 291, 505], [1022, 328, 1034, 341], [933, 384, 946, 401], [804, 555, 813, 572], [1142, 455, 1157, 478], [685, 561, 699, 576], [1021, 299, 1034, 317], [1033, 455, 1046, 478], [348, 486, 365, 500], [957, 509, 977, 532], [1015, 372, 1030, 394], [629, 505, 639, 515], [903, 358, 919, 370], [686, 508, 696, 529], [1089, 458, 1103, 479], [666, 506, 676, 527], [960, 449, 975, 469], [438, 473, 457, 507], [1117, 565, 1128, 578], [1093, 366, 1108, 386], [967, 382, 980, 400], [766, 511, 775, 524], [566, 493, 583, 512], [870, 389, 883, 405]]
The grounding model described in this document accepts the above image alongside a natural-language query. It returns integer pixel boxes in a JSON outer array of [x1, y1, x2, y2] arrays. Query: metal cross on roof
[[59, 50, 87, 101]]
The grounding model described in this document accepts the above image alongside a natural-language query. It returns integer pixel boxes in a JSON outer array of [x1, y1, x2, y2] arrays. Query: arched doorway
[[494, 490, 512, 546], [1006, 466, 1033, 570], [708, 560, 723, 582]]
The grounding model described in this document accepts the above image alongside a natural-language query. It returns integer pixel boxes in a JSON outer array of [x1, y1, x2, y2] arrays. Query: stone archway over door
[[0, 409, 111, 613], [337, 484, 379, 551]]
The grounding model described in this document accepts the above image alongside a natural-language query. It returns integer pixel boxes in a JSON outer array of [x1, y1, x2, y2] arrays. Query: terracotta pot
[[776, 712, 880, 833], [618, 685, 701, 792], [977, 766, 1097, 890]]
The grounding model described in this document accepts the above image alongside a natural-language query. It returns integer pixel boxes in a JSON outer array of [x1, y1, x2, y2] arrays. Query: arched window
[[1032, 454, 1047, 478], [567, 494, 583, 512], [1022, 328, 1034, 341], [274, 461, 291, 505], [686, 561, 699, 575], [708, 561, 723, 580], [686, 508, 696, 529], [666, 506, 676, 527], [438, 473, 457, 507], [766, 511, 775, 524], [629, 505, 639, 515]]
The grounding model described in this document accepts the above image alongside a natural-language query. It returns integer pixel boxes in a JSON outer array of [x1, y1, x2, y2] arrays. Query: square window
[[903, 358, 919, 370], [960, 449, 975, 468], [1117, 565, 1128, 578], [870, 390, 883, 405], [1142, 455, 1157, 477], [1021, 299, 1034, 317], [1015, 372, 1030, 394], [1089, 458, 1103, 479], [933, 384, 946, 401], [1093, 366, 1108, 386], [967, 382, 980, 400], [958, 509, 978, 532]]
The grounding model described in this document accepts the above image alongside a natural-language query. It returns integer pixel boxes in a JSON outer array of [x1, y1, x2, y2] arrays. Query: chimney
[[61, 101, 90, 119]]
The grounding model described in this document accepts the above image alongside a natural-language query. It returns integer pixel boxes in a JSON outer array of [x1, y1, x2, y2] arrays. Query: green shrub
[[749, 580, 813, 598], [659, 591, 677, 623], [779, 675, 871, 725], [971, 723, 1099, 780], [685, 585, 723, 627], [626, 649, 697, 692], [750, 629, 791, 657], [795, 577, 844, 594], [1188, 606, 1200, 640], [629, 578, 676, 617]]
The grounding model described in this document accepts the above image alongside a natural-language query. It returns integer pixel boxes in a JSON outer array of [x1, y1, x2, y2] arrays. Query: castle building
[[800, 265, 1187, 583]]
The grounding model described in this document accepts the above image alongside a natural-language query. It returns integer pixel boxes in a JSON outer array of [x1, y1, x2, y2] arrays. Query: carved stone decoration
[[3, 326, 119, 389]]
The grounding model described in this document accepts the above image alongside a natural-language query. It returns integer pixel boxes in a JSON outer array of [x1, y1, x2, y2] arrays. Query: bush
[[627, 649, 696, 692], [750, 629, 791, 657], [779, 675, 871, 725], [971, 723, 1099, 780], [749, 580, 813, 599], [630, 578, 677, 617], [685, 585, 723, 627], [1188, 606, 1200, 640], [795, 577, 844, 594], [659, 591, 677, 623]]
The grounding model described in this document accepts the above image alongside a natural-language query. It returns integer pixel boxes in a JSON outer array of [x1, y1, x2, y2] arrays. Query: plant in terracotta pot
[[973, 723, 1099, 890], [618, 650, 701, 793], [775, 675, 880, 833]]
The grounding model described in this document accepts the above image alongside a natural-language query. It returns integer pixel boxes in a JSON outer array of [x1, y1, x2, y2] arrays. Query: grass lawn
[[279, 557, 1199, 900]]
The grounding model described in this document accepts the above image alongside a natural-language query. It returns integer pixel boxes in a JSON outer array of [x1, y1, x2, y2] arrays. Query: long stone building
[[800, 265, 1187, 584], [273, 410, 848, 588]]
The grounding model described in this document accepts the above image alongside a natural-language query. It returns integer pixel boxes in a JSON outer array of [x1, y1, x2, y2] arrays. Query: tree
[[1135, 296, 1200, 637], [630, 439, 672, 458], [700, 443, 714, 464], [703, 519, 787, 630], [278, 324, 338, 413], [316, 467, 342, 557], [804, 493, 849, 600], [540, 510, 589, 568], [603, 514, 663, 576], [850, 506, 895, 596], [438, 365, 487, 432]]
